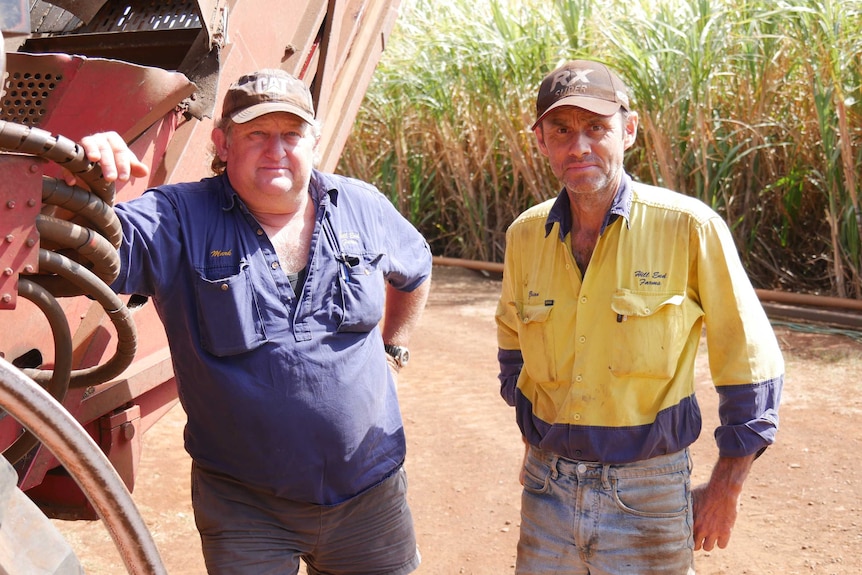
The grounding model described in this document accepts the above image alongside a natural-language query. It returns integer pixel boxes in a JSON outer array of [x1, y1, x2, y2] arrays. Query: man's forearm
[[381, 277, 431, 345]]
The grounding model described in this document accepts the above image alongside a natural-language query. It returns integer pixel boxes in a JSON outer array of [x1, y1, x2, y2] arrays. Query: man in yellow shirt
[[496, 60, 784, 574]]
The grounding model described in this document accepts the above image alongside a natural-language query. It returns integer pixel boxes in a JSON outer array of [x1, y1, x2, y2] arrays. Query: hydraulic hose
[[35, 213, 121, 293], [42, 176, 123, 248], [0, 120, 113, 203], [30, 250, 136, 388], [0, 120, 137, 387], [3, 279, 73, 465]]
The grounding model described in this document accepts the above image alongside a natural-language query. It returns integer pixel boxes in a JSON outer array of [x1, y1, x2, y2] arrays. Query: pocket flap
[[514, 302, 554, 324], [610, 289, 685, 317]]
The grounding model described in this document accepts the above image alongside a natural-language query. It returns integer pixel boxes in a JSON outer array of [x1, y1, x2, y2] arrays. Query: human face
[[535, 106, 638, 203], [212, 112, 319, 214]]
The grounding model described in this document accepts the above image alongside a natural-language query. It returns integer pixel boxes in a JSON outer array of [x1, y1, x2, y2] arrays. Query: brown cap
[[221, 69, 316, 125], [532, 60, 630, 129]]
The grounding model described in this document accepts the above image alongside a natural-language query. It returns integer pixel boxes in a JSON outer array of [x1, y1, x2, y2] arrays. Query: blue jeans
[[517, 446, 695, 575]]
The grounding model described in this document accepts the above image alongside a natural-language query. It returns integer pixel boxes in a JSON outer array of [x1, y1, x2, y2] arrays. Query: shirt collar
[[544, 172, 633, 240], [215, 170, 336, 212]]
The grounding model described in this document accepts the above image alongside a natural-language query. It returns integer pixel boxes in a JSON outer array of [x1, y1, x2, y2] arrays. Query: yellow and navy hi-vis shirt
[[496, 174, 784, 463]]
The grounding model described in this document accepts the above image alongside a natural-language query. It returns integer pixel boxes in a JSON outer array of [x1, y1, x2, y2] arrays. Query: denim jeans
[[517, 446, 695, 575]]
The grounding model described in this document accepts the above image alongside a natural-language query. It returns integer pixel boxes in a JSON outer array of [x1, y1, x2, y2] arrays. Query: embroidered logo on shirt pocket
[[194, 262, 267, 356]]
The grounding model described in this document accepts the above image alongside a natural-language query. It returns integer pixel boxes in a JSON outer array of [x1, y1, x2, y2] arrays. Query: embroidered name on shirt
[[635, 270, 667, 286], [340, 231, 362, 252], [211, 249, 233, 258]]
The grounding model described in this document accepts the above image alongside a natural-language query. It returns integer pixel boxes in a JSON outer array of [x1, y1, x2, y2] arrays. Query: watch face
[[386, 345, 409, 366]]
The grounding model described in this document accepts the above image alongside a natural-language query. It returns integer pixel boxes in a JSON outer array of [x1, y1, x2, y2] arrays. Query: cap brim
[[531, 96, 622, 130], [231, 102, 316, 125]]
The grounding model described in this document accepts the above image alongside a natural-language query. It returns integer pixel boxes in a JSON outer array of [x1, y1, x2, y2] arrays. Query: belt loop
[[549, 455, 560, 480], [601, 464, 611, 490]]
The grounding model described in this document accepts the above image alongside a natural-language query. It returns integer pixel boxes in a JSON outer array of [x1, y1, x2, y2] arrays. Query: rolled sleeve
[[497, 347, 523, 406], [714, 375, 783, 457]]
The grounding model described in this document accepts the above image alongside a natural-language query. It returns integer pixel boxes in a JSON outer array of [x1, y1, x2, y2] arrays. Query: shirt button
[[573, 413, 581, 421], [577, 463, 587, 474], [575, 375, 583, 382], [220, 284, 229, 291], [271, 261, 279, 269], [256, 228, 264, 236], [578, 336, 586, 343], [580, 296, 587, 304]]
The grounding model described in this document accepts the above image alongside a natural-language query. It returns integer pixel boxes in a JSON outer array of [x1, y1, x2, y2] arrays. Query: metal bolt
[[1, 294, 11, 304], [27, 199, 37, 207], [3, 268, 12, 276], [23, 265, 34, 274], [4, 235, 13, 243], [5, 200, 14, 209], [121, 422, 136, 440], [26, 238, 36, 247], [29, 164, 39, 173]]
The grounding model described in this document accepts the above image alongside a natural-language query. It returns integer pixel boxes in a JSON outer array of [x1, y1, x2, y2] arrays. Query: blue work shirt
[[113, 171, 432, 504]]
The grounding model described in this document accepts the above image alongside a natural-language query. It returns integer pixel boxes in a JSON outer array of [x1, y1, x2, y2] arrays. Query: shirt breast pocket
[[514, 302, 557, 382], [332, 251, 385, 333], [609, 290, 687, 379], [194, 262, 267, 356]]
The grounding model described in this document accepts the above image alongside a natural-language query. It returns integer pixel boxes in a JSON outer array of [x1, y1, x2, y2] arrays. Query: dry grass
[[340, 0, 862, 297]]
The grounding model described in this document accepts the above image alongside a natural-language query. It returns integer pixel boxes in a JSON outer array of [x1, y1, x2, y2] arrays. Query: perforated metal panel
[[77, 1, 203, 33], [30, 0, 203, 34], [23, 0, 207, 70], [0, 68, 62, 126]]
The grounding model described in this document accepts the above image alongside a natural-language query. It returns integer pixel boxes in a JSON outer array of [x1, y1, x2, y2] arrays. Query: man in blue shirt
[[76, 69, 432, 575]]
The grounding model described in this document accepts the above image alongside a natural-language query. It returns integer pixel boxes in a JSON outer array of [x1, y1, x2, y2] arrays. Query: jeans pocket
[[522, 452, 553, 495], [611, 469, 689, 518]]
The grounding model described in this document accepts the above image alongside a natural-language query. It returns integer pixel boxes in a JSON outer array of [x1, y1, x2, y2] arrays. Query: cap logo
[[251, 76, 292, 98], [551, 68, 595, 98]]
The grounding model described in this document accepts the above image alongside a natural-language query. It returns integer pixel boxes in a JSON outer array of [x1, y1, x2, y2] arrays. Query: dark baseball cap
[[532, 60, 631, 129], [221, 68, 316, 125]]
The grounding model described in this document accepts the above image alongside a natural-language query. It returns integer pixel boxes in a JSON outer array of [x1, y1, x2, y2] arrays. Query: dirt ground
[[54, 264, 862, 574]]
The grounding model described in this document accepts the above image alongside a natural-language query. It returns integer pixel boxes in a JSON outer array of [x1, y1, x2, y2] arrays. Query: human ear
[[623, 112, 639, 150], [534, 125, 550, 157], [211, 127, 229, 161]]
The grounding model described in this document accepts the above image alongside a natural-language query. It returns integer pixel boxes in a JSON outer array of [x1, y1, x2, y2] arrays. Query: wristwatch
[[384, 344, 410, 368]]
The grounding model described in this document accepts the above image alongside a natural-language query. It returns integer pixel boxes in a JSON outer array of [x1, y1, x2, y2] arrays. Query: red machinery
[[0, 0, 400, 571]]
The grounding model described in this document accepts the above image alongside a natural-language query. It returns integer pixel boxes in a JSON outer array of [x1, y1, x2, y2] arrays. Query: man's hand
[[385, 354, 402, 375], [66, 131, 149, 186], [692, 454, 755, 551]]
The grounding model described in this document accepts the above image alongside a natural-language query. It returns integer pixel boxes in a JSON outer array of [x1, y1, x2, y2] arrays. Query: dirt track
[[55, 265, 862, 574]]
